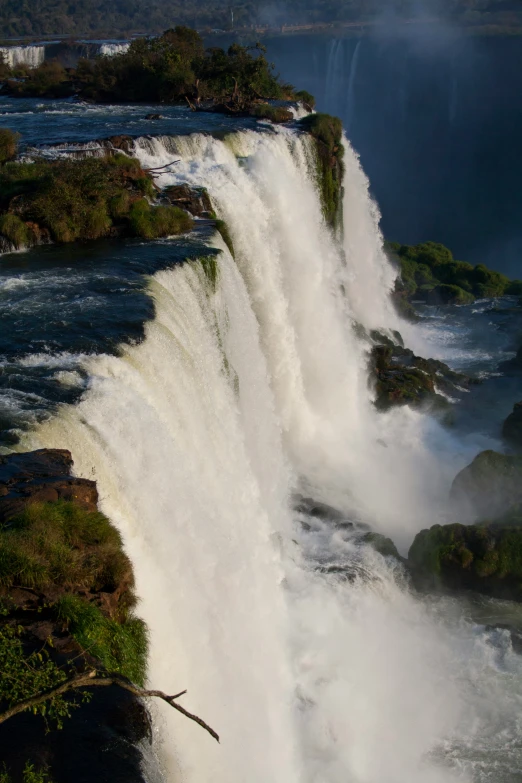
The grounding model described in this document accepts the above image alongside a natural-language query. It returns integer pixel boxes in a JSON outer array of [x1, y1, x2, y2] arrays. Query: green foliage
[[394, 240, 522, 305], [0, 501, 132, 597], [56, 596, 148, 686], [129, 199, 193, 239], [212, 217, 235, 257], [0, 213, 30, 248], [9, 30, 290, 106], [0, 620, 72, 728], [251, 104, 293, 123], [0, 1, 517, 38], [0, 128, 19, 164], [21, 763, 52, 783], [198, 255, 219, 292], [298, 113, 344, 228], [0, 154, 192, 246], [294, 90, 316, 109]]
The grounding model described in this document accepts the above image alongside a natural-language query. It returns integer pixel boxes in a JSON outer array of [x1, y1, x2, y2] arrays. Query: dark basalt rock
[[450, 450, 522, 519], [164, 183, 212, 217], [368, 336, 477, 413], [0, 449, 98, 523], [503, 401, 522, 450], [144, 113, 162, 120], [408, 511, 522, 602]]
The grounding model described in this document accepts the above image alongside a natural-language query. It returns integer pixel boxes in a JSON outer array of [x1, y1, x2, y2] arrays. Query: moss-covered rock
[[298, 113, 344, 229], [503, 402, 522, 450], [386, 240, 522, 309], [369, 335, 476, 413], [451, 450, 522, 519], [408, 513, 522, 601]]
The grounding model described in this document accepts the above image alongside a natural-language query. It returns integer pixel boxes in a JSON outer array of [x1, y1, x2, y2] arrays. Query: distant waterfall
[[0, 45, 45, 68], [99, 42, 130, 56]]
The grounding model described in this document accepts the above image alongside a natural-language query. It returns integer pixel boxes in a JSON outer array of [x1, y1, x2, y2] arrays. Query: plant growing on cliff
[[298, 113, 345, 228], [0, 129, 19, 165]]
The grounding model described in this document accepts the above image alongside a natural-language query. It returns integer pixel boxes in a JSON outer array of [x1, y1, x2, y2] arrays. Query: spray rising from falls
[[27, 127, 517, 782]]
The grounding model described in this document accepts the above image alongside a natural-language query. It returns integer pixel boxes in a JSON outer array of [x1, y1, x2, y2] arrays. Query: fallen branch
[[0, 670, 219, 743]]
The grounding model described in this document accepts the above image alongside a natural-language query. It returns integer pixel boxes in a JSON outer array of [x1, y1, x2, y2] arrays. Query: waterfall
[[0, 45, 45, 68], [25, 126, 501, 781], [99, 42, 130, 56], [346, 39, 362, 130]]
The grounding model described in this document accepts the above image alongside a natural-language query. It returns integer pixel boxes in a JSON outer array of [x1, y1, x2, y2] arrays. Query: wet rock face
[[0, 449, 98, 523], [502, 401, 522, 450], [368, 336, 477, 413], [408, 514, 522, 602], [450, 450, 522, 520]]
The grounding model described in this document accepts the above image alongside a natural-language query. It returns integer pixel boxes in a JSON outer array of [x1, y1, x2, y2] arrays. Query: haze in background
[[266, 23, 522, 275]]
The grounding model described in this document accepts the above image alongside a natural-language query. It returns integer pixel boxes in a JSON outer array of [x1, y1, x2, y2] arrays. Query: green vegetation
[[211, 215, 235, 257], [0, 129, 18, 165], [251, 104, 293, 123], [0, 151, 194, 248], [387, 240, 522, 307], [294, 90, 316, 110], [2, 29, 295, 110], [0, 0, 518, 38], [0, 501, 133, 601], [298, 113, 344, 228], [0, 500, 148, 724], [0, 761, 52, 783], [408, 512, 522, 601], [56, 596, 148, 686], [198, 255, 220, 291], [0, 619, 72, 727]]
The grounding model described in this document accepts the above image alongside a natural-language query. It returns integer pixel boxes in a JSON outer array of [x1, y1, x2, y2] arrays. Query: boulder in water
[[502, 401, 522, 450], [164, 184, 212, 217], [408, 511, 522, 601], [450, 450, 522, 519], [144, 113, 162, 120]]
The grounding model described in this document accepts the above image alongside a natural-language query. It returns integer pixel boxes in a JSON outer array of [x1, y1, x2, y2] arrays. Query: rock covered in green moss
[[408, 512, 522, 601], [386, 240, 522, 309], [450, 450, 522, 519], [503, 402, 522, 450], [368, 335, 476, 413], [251, 103, 293, 123], [361, 532, 401, 560], [298, 113, 344, 229]]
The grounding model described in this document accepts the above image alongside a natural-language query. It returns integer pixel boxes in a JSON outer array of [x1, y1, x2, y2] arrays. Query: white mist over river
[[18, 126, 522, 782]]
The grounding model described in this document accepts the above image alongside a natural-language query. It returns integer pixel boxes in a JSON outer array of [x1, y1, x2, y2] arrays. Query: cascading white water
[[99, 42, 130, 56], [0, 45, 45, 68], [24, 126, 519, 782]]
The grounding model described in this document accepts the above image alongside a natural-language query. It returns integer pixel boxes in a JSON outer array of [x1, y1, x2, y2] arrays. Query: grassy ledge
[[298, 113, 344, 229]]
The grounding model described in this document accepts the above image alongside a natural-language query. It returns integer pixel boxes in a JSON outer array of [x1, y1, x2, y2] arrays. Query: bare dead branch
[[0, 671, 219, 743]]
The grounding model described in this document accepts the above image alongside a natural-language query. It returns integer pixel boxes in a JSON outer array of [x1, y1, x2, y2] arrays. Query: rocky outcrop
[[164, 184, 212, 217], [499, 346, 522, 375], [503, 401, 522, 450], [369, 336, 477, 412], [408, 512, 522, 601], [0, 449, 150, 783], [450, 450, 522, 519], [0, 449, 98, 523]]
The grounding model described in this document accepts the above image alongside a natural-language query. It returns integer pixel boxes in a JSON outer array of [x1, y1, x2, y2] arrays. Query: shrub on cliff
[[0, 129, 19, 165], [0, 153, 193, 247], [0, 501, 133, 600]]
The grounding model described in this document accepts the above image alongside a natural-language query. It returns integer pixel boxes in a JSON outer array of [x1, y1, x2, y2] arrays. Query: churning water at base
[[21, 128, 522, 782]]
